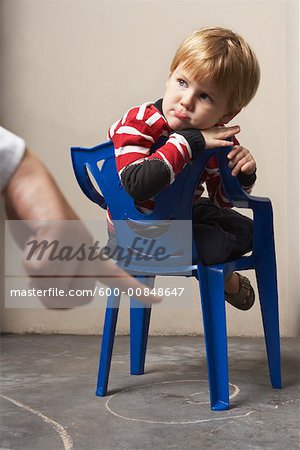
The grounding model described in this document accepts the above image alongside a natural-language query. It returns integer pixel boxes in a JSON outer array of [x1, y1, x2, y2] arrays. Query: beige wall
[[1, 0, 299, 336]]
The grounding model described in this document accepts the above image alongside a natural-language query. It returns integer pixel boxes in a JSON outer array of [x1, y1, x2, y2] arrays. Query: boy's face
[[162, 64, 234, 131]]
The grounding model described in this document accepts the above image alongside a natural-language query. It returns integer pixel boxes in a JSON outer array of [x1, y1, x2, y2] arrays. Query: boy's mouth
[[174, 111, 189, 120]]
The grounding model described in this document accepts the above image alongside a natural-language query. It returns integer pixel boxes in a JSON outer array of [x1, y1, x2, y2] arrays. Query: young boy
[[107, 27, 260, 310]]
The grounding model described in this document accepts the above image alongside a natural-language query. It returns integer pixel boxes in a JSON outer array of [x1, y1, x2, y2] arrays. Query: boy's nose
[[180, 91, 194, 110]]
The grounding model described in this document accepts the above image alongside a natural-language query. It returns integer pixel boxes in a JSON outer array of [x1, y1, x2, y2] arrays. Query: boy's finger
[[231, 158, 243, 174], [220, 125, 240, 132], [232, 159, 247, 175], [218, 140, 234, 147], [241, 161, 255, 173], [229, 157, 243, 170], [222, 128, 240, 139], [228, 146, 243, 158], [228, 153, 243, 165], [232, 152, 247, 164]]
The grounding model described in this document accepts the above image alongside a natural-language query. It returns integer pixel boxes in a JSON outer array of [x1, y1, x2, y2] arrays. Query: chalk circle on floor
[[105, 379, 255, 425]]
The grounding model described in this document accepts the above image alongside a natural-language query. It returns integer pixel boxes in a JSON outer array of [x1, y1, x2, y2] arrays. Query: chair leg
[[255, 256, 282, 389], [197, 265, 230, 411], [130, 276, 155, 375], [96, 292, 121, 396]]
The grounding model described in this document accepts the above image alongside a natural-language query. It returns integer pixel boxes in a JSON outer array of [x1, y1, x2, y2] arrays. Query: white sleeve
[[0, 126, 26, 191]]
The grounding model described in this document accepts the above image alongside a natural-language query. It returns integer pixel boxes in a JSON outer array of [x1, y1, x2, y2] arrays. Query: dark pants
[[192, 198, 253, 266]]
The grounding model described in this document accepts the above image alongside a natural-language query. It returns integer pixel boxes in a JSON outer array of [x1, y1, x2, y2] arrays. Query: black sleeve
[[176, 129, 206, 159], [121, 159, 171, 201], [237, 170, 257, 187]]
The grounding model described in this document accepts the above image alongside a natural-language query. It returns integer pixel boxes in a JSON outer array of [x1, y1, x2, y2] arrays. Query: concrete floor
[[0, 335, 299, 450]]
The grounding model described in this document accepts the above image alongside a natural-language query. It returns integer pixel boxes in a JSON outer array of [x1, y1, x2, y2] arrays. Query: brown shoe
[[225, 273, 255, 311]]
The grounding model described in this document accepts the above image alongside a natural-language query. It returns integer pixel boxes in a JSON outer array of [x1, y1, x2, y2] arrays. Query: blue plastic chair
[[71, 139, 281, 411]]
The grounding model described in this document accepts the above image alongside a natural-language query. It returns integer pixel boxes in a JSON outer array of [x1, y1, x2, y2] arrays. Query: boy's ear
[[220, 109, 241, 124]]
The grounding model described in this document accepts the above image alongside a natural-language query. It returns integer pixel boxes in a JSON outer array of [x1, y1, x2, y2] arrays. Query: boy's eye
[[177, 79, 188, 88], [200, 93, 212, 102]]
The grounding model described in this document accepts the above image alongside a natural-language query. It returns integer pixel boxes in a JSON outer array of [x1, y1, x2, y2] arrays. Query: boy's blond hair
[[170, 27, 260, 113]]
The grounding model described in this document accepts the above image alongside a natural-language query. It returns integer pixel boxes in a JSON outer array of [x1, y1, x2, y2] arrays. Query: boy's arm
[[109, 103, 244, 202], [109, 102, 206, 201], [108, 100, 239, 201]]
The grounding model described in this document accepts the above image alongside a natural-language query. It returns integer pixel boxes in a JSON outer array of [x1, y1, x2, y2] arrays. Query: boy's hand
[[201, 125, 240, 149], [227, 145, 256, 176]]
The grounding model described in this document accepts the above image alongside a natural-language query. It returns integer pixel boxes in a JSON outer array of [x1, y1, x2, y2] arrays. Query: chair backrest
[[71, 139, 248, 218], [71, 139, 258, 273]]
